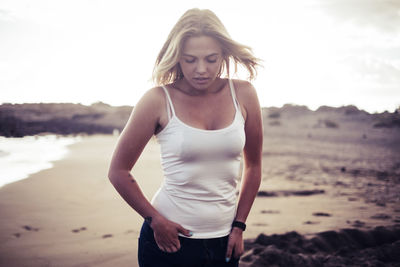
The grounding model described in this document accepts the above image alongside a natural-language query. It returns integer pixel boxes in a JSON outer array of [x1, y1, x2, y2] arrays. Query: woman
[[108, 8, 262, 267]]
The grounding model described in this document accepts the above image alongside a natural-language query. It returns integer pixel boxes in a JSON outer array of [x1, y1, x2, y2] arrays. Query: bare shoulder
[[133, 86, 168, 118], [124, 86, 167, 131], [231, 79, 260, 109], [138, 86, 165, 108]]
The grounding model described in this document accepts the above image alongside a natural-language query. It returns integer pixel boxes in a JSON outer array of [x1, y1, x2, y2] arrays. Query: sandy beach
[[0, 135, 160, 267], [0, 106, 399, 266]]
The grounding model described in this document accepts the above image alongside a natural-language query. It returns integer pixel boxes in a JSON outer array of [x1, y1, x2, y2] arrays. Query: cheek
[[211, 62, 223, 75], [180, 62, 194, 75], [216, 62, 223, 71]]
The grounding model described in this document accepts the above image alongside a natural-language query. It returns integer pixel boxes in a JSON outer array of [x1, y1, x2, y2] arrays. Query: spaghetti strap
[[228, 79, 240, 112], [161, 86, 176, 119]]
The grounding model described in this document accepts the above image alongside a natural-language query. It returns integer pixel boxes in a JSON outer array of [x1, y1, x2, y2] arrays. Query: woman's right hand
[[150, 215, 192, 253]]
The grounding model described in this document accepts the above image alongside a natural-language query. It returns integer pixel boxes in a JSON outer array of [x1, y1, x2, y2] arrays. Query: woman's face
[[179, 35, 223, 90]]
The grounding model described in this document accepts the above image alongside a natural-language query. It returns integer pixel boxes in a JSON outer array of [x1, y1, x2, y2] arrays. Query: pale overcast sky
[[1, 0, 399, 113]]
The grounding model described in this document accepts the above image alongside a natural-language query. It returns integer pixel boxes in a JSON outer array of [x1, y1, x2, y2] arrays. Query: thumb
[[177, 224, 193, 237]]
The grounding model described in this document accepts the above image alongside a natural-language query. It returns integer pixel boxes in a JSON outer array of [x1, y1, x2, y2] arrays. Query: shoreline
[[0, 134, 81, 188], [0, 135, 148, 267]]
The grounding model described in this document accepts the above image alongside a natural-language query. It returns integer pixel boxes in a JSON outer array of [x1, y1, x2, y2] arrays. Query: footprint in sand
[[312, 212, 331, 217], [303, 221, 320, 225], [261, 210, 280, 214], [23, 225, 39, 231], [16, 225, 39, 237], [72, 227, 87, 233], [347, 220, 366, 227], [253, 223, 268, 227], [371, 213, 391, 220], [102, 234, 113, 239]]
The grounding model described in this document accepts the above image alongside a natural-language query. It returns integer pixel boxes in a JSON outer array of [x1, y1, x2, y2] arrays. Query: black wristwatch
[[232, 220, 246, 231]]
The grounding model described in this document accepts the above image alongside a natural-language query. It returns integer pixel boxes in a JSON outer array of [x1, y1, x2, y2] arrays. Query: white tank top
[[151, 79, 246, 238]]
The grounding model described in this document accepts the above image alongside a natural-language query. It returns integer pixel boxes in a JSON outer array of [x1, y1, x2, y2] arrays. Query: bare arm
[[226, 80, 263, 261], [108, 87, 191, 253], [108, 88, 161, 219], [235, 82, 263, 224]]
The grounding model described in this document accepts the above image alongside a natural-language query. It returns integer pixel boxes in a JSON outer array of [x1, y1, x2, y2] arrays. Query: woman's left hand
[[225, 227, 244, 262]]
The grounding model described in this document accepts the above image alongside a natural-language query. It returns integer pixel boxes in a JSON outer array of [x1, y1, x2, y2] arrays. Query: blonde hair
[[153, 8, 260, 85]]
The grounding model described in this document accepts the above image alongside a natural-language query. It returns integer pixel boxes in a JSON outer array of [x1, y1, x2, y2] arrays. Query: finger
[[158, 237, 179, 253], [159, 245, 167, 252], [155, 239, 167, 252], [174, 239, 181, 251], [169, 241, 180, 252], [225, 237, 234, 262], [165, 246, 174, 253], [233, 245, 243, 259], [177, 224, 193, 237]]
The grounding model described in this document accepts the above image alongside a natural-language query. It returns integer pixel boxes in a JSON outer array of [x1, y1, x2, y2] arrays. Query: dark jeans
[[138, 222, 239, 267]]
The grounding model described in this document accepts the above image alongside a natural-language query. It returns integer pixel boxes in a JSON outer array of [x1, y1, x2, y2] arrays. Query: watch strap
[[232, 220, 246, 231]]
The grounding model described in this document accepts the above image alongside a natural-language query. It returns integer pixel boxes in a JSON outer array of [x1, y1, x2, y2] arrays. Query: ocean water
[[0, 135, 81, 187]]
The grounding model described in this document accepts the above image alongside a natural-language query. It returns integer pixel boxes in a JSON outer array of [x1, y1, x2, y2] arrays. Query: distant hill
[[0, 102, 132, 137], [0, 103, 399, 137]]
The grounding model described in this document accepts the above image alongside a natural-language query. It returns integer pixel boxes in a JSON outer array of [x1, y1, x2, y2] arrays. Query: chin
[[188, 77, 217, 90], [192, 83, 210, 90]]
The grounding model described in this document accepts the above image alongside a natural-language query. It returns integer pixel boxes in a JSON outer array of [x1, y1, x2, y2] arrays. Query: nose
[[195, 60, 207, 74]]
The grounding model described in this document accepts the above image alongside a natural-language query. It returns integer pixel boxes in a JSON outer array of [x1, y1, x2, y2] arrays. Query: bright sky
[[1, 0, 399, 113]]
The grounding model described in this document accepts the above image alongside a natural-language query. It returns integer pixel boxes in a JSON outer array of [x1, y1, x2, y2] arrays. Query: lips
[[193, 77, 209, 84]]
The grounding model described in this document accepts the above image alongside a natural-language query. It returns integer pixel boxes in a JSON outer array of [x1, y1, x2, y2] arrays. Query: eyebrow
[[182, 53, 219, 58]]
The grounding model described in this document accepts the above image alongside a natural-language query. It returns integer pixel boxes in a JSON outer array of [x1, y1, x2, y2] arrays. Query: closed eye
[[206, 55, 218, 63], [182, 53, 219, 64], [182, 55, 196, 63]]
